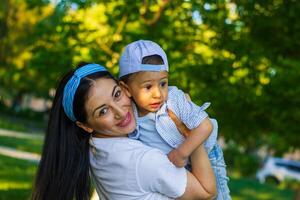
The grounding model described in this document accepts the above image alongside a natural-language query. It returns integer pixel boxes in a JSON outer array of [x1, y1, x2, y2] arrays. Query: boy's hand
[[168, 148, 188, 168], [167, 109, 191, 138]]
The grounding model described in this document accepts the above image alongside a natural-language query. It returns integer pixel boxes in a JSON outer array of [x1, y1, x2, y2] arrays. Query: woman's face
[[82, 78, 136, 137]]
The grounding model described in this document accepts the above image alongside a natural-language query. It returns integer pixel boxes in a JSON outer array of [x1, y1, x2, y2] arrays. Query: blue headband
[[62, 63, 108, 122]]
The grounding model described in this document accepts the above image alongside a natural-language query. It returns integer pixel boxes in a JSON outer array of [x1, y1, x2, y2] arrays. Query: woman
[[32, 63, 216, 200]]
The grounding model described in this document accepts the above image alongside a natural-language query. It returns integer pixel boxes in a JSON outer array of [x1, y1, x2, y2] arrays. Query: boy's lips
[[116, 112, 132, 127], [149, 102, 161, 109]]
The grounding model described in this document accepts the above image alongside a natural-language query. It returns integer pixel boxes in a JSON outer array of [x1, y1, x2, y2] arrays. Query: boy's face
[[121, 71, 168, 117]]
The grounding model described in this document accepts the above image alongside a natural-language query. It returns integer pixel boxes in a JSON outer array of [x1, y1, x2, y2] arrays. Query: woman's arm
[[137, 143, 216, 200], [177, 144, 216, 200]]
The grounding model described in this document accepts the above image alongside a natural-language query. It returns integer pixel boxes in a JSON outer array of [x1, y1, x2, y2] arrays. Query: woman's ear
[[76, 121, 94, 133], [119, 81, 132, 97]]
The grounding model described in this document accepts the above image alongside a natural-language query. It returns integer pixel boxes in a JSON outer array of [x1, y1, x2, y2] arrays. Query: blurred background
[[0, 0, 299, 199]]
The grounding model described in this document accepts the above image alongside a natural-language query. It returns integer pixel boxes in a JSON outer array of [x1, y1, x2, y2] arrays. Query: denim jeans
[[208, 143, 231, 200]]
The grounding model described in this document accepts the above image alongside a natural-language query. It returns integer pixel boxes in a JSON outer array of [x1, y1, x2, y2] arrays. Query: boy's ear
[[76, 121, 94, 133], [119, 81, 132, 97]]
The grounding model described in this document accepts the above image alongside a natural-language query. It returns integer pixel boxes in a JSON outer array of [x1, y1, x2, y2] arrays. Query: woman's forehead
[[87, 78, 117, 105]]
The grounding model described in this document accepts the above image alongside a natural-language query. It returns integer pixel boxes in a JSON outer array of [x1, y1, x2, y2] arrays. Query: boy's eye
[[145, 84, 152, 90], [99, 107, 108, 116], [160, 81, 167, 87]]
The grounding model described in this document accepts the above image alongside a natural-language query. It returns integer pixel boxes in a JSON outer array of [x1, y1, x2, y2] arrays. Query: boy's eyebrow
[[160, 75, 168, 80], [92, 85, 118, 116], [140, 76, 168, 84]]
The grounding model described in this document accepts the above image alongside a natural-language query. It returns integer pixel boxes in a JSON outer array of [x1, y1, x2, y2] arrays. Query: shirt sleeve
[[136, 148, 187, 198], [167, 86, 210, 130]]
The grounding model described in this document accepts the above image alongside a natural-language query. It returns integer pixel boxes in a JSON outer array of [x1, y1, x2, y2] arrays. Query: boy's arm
[[167, 88, 213, 167], [168, 86, 210, 130], [168, 116, 213, 167], [168, 109, 216, 199]]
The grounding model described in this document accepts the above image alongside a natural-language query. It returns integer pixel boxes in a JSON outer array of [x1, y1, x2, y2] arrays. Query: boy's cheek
[[164, 92, 169, 101]]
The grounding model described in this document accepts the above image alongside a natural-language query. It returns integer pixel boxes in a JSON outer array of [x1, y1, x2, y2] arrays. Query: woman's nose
[[113, 105, 126, 119]]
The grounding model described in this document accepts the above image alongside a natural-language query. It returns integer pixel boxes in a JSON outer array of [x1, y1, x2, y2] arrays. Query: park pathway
[[0, 128, 42, 162], [0, 128, 43, 139], [0, 145, 40, 162]]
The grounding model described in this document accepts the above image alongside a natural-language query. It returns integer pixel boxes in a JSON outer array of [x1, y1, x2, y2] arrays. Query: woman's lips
[[116, 112, 132, 127]]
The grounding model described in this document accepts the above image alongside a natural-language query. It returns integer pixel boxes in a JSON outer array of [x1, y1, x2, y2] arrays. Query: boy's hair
[[120, 54, 164, 83], [142, 54, 164, 65]]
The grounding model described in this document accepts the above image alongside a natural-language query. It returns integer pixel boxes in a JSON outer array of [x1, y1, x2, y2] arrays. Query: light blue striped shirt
[[129, 86, 218, 152]]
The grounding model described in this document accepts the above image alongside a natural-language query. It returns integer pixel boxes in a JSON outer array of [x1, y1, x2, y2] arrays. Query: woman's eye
[[114, 90, 122, 98], [145, 85, 152, 90], [99, 108, 108, 116]]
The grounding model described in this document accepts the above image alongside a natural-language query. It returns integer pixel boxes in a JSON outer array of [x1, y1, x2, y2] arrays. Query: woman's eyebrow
[[93, 104, 105, 117], [111, 85, 118, 97], [92, 85, 118, 117]]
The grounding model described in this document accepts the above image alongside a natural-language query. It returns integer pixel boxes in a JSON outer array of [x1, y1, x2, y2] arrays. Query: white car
[[256, 157, 300, 184]]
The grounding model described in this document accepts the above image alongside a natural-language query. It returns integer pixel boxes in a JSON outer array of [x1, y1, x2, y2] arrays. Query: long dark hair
[[32, 63, 115, 200]]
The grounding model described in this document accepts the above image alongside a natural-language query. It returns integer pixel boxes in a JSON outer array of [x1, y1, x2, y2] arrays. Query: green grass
[[229, 176, 296, 200], [0, 155, 296, 200], [0, 154, 38, 200], [0, 118, 28, 132], [0, 136, 43, 154], [0, 133, 297, 200]]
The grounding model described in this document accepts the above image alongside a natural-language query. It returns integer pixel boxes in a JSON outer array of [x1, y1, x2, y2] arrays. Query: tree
[[0, 0, 299, 154]]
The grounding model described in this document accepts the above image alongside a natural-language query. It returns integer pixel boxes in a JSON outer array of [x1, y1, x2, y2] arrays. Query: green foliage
[[0, 0, 299, 156], [225, 142, 261, 177]]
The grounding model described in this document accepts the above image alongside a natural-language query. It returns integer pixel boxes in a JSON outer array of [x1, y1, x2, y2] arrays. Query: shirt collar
[[156, 102, 167, 116], [129, 102, 167, 139]]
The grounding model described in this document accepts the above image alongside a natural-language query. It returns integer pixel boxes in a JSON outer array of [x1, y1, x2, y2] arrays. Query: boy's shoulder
[[168, 86, 184, 96], [167, 86, 186, 104]]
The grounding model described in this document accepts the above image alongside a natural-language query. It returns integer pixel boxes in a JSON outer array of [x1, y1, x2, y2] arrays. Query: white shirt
[[129, 86, 218, 152], [89, 137, 187, 200]]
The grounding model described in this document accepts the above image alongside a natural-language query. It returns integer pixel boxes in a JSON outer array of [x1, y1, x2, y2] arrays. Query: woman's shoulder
[[90, 137, 155, 165], [92, 137, 151, 152], [91, 137, 170, 167]]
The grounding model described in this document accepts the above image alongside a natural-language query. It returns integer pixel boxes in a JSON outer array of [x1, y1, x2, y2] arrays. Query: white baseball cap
[[119, 40, 169, 78]]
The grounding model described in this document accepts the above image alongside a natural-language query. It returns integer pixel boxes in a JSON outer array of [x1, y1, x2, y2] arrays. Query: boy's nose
[[153, 87, 162, 98]]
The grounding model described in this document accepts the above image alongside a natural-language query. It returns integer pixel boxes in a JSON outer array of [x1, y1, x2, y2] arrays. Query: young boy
[[119, 40, 231, 200]]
